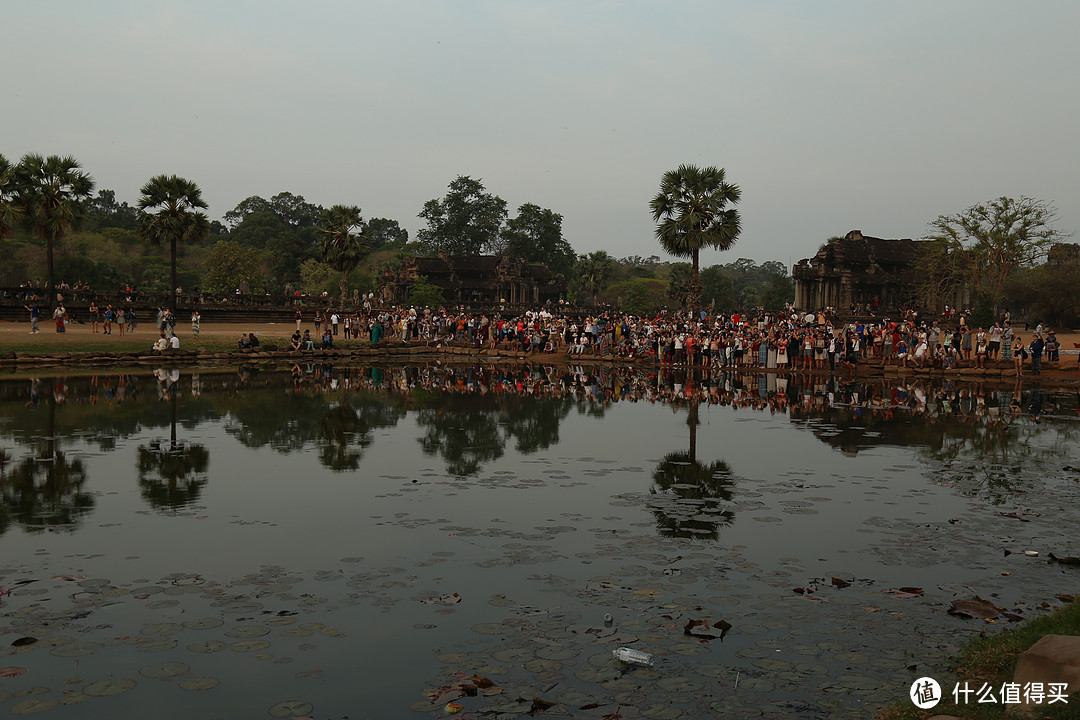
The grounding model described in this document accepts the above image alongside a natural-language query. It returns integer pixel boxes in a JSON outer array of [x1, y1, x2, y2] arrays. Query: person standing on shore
[[191, 310, 201, 338], [53, 304, 66, 333], [24, 304, 40, 334], [89, 301, 100, 333]]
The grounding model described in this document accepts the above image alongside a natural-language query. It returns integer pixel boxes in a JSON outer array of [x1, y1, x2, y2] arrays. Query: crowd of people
[[287, 304, 1071, 379]]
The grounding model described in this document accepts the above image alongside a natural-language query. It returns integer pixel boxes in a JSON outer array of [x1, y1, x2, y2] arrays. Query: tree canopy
[[499, 203, 576, 277], [418, 176, 507, 256], [923, 196, 1070, 308]]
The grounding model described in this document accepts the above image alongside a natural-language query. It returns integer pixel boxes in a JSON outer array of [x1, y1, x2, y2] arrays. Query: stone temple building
[[378, 254, 566, 306], [792, 231, 922, 310]]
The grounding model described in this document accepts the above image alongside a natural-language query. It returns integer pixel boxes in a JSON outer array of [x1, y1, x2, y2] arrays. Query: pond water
[[1, 364, 1079, 719]]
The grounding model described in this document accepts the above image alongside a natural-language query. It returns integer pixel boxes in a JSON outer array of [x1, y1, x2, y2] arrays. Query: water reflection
[[0, 383, 93, 533], [1, 364, 1077, 536], [136, 370, 209, 512]]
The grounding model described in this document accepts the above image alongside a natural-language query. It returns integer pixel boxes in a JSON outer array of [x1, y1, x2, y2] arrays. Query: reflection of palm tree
[[0, 395, 93, 534], [649, 451, 736, 540], [136, 388, 208, 512], [649, 402, 735, 540]]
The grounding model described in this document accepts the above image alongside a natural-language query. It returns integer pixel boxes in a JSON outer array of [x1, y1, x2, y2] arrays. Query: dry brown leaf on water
[[831, 577, 851, 589], [684, 618, 732, 639], [884, 587, 924, 598], [947, 597, 1000, 620]]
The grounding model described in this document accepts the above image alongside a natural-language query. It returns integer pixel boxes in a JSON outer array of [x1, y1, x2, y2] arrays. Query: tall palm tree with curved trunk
[[0, 153, 21, 241], [13, 154, 95, 312], [318, 204, 367, 303], [650, 164, 741, 313], [138, 175, 209, 313]]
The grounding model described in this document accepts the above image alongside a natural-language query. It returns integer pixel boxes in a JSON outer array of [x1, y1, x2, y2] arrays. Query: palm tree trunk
[[688, 249, 701, 314], [46, 230, 56, 314], [340, 271, 348, 304], [170, 235, 178, 314]]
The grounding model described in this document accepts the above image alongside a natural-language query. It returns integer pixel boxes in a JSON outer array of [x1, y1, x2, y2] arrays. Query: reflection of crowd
[[7, 364, 1077, 430], [278, 363, 1077, 428]]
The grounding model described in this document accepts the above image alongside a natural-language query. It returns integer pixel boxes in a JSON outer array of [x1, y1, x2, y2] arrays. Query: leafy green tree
[[418, 176, 507, 255], [576, 250, 615, 304], [499, 203, 576, 277], [605, 278, 667, 314], [138, 175, 209, 312], [407, 274, 445, 308], [699, 265, 736, 310], [650, 164, 741, 313], [84, 189, 139, 231], [13, 154, 95, 311], [200, 240, 264, 294], [366, 217, 409, 251], [268, 191, 322, 228], [223, 195, 272, 229], [299, 258, 338, 295], [318, 204, 367, 302], [667, 262, 692, 307], [1005, 257, 1080, 328], [759, 273, 795, 312], [925, 196, 1070, 311]]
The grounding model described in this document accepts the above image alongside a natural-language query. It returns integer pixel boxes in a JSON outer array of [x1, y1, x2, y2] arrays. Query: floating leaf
[[178, 677, 219, 691], [187, 640, 228, 654], [1048, 553, 1080, 566], [83, 678, 136, 696], [139, 661, 190, 678], [268, 699, 312, 717], [11, 638, 37, 647], [0, 667, 28, 678], [684, 618, 731, 639], [830, 577, 850, 589], [445, 701, 464, 714], [884, 587, 924, 598], [947, 597, 1000, 620], [11, 698, 58, 714]]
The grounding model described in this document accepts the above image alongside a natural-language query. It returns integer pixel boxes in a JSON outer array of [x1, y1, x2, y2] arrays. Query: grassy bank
[[878, 596, 1080, 719]]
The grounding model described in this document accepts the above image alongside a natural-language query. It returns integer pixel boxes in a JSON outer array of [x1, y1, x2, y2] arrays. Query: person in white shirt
[[168, 334, 180, 350]]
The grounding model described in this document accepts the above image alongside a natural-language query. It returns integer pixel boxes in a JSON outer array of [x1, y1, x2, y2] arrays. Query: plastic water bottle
[[612, 647, 654, 667]]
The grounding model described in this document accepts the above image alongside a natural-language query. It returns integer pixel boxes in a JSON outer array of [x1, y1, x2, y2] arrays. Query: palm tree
[[13, 154, 95, 312], [0, 153, 21, 240], [650, 164, 741, 313], [138, 175, 209, 313], [318, 204, 367, 303], [576, 250, 615, 304]]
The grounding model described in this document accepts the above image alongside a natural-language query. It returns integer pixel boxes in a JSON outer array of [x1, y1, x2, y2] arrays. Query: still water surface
[[1, 365, 1078, 718]]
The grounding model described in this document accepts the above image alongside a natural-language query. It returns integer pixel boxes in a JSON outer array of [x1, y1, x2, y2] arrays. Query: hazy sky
[[8, 1, 1078, 269]]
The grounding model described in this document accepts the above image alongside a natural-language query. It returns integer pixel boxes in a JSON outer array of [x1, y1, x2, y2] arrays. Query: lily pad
[[84, 678, 136, 696], [11, 698, 58, 714], [179, 676, 220, 691], [139, 661, 190, 678], [268, 699, 313, 717]]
